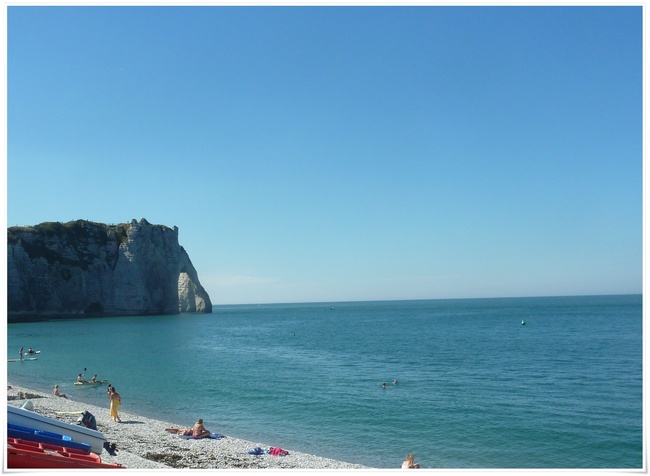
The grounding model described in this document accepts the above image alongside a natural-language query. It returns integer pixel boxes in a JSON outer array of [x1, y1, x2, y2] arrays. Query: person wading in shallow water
[[109, 387, 122, 422]]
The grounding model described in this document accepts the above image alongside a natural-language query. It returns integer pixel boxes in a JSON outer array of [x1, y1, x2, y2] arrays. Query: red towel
[[269, 447, 289, 456]]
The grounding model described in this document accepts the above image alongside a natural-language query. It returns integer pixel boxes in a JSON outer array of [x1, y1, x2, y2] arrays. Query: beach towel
[[269, 447, 289, 456], [248, 447, 264, 455]]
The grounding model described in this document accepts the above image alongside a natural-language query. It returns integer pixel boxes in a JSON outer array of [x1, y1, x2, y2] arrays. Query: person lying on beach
[[165, 426, 193, 436], [165, 419, 211, 438]]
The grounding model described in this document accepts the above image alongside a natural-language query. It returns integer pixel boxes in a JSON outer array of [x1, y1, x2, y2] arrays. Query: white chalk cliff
[[7, 219, 213, 321]]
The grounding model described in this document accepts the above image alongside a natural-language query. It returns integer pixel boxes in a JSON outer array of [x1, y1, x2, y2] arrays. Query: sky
[[4, 4, 644, 305]]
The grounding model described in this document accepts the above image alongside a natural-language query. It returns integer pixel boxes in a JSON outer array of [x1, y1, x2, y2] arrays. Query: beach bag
[[77, 411, 97, 430]]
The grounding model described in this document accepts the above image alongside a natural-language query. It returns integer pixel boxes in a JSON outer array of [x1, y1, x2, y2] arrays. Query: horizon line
[[210, 292, 642, 307]]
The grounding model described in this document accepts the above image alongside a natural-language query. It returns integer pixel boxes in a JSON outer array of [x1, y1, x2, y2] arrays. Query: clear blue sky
[[6, 5, 643, 305]]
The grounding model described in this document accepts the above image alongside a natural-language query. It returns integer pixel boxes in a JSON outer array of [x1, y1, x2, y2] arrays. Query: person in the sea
[[191, 419, 211, 439], [91, 374, 97, 383], [52, 385, 68, 399], [77, 373, 86, 383], [27, 347, 34, 354], [19, 347, 23, 360], [402, 453, 420, 469], [382, 382, 387, 389], [109, 386, 122, 422]]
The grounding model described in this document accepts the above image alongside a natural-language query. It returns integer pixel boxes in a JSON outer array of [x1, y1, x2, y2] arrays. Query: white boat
[[7, 404, 105, 454]]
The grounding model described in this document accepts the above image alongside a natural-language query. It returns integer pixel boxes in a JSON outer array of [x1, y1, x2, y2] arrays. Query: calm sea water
[[6, 295, 643, 469]]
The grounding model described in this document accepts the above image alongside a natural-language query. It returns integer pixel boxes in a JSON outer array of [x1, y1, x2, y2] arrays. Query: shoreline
[[7, 383, 372, 471]]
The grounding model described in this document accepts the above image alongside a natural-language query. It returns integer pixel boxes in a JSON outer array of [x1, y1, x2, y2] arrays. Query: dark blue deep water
[[6, 295, 643, 468]]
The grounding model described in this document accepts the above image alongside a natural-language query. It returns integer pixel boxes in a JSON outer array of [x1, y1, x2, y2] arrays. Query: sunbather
[[191, 419, 211, 439], [165, 426, 193, 435], [402, 453, 420, 469], [52, 385, 68, 399], [166, 418, 211, 438]]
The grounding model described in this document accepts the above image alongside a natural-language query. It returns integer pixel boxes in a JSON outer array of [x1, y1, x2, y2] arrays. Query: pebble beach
[[7, 384, 371, 471]]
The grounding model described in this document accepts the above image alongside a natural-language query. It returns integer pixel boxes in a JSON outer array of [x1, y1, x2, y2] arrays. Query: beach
[[7, 383, 371, 470]]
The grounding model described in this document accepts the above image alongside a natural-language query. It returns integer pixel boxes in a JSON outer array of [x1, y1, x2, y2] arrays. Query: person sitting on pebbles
[[191, 419, 211, 438], [402, 453, 420, 469], [52, 385, 68, 399], [166, 418, 211, 438]]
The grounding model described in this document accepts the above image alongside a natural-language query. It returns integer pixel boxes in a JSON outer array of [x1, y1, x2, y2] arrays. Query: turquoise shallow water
[[6, 295, 643, 469]]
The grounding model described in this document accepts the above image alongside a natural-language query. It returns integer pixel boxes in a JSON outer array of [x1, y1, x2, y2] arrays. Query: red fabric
[[269, 447, 289, 456]]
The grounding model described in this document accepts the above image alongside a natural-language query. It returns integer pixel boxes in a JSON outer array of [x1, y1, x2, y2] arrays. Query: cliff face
[[7, 219, 213, 321]]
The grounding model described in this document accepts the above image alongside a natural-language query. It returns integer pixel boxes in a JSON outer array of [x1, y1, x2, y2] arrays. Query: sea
[[6, 294, 644, 469]]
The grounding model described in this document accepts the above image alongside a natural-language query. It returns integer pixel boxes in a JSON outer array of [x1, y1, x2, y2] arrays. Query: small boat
[[74, 379, 110, 386], [8, 358, 37, 362], [7, 438, 125, 469], [25, 350, 40, 355], [7, 405, 106, 454], [8, 423, 92, 452]]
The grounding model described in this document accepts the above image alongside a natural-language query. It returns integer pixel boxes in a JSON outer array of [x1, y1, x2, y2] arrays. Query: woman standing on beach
[[109, 387, 122, 422]]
